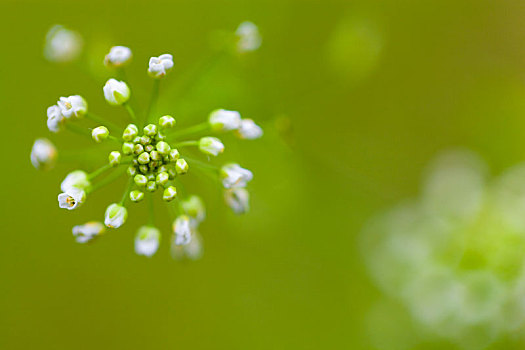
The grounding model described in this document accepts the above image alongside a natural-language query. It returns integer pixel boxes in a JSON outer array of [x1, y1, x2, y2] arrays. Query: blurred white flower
[[224, 188, 250, 214], [104, 203, 128, 228], [220, 163, 253, 189], [61, 170, 90, 192], [173, 215, 191, 245], [199, 137, 224, 156], [104, 46, 132, 67], [181, 195, 206, 224], [148, 54, 174, 78], [134, 226, 161, 257], [236, 119, 263, 140], [46, 105, 65, 133], [72, 221, 105, 243], [57, 95, 87, 119], [235, 21, 261, 53], [103, 79, 130, 106], [30, 138, 57, 171], [44, 25, 83, 63], [209, 109, 241, 132], [58, 187, 86, 210], [171, 231, 203, 261]]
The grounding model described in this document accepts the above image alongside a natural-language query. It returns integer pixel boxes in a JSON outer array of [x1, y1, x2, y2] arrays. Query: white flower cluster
[[33, 24, 263, 260], [361, 150, 525, 349]]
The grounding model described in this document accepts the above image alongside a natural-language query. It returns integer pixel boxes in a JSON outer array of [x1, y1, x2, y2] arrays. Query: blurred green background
[[3, 0, 525, 349]]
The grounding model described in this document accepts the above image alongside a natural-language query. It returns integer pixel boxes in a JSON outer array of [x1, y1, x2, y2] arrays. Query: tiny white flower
[[148, 54, 174, 78], [104, 203, 128, 228], [72, 221, 105, 243], [235, 21, 262, 53], [171, 231, 203, 261], [61, 170, 90, 192], [181, 195, 206, 224], [103, 79, 130, 106], [224, 188, 250, 214], [58, 187, 86, 210], [46, 105, 65, 133], [92, 126, 109, 143], [30, 138, 57, 171], [199, 137, 224, 157], [221, 163, 253, 189], [57, 95, 87, 119], [208, 109, 242, 132], [135, 225, 161, 257], [44, 24, 83, 63], [104, 46, 132, 67], [173, 215, 192, 245], [236, 119, 263, 140]]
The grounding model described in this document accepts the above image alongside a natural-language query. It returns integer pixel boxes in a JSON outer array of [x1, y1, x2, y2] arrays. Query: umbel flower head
[[32, 25, 264, 259]]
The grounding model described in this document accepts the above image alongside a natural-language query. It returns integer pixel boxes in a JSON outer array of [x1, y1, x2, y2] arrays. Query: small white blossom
[[209, 109, 242, 132], [173, 215, 192, 245], [221, 163, 253, 189], [103, 79, 130, 106], [148, 54, 174, 78], [224, 188, 250, 214], [61, 170, 90, 192], [44, 25, 83, 63], [236, 119, 263, 140], [72, 221, 105, 243], [104, 203, 128, 228], [171, 231, 203, 261], [58, 187, 86, 210], [135, 226, 161, 257], [199, 137, 224, 157], [235, 21, 262, 53], [92, 126, 109, 143], [46, 105, 65, 133], [30, 138, 57, 171], [57, 95, 87, 119], [104, 46, 132, 67]]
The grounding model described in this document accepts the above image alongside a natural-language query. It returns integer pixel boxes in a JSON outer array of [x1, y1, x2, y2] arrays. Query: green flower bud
[[122, 124, 138, 141], [147, 174, 156, 182], [132, 159, 139, 166], [133, 136, 141, 143], [163, 186, 177, 202], [158, 164, 169, 173], [156, 141, 170, 155], [130, 190, 145, 202], [92, 126, 109, 143], [169, 148, 180, 162], [145, 144, 154, 153], [140, 135, 151, 145], [168, 167, 177, 179], [134, 174, 147, 187], [150, 150, 161, 161], [156, 172, 169, 186], [199, 136, 224, 157], [146, 181, 157, 192], [127, 166, 137, 177], [138, 152, 150, 165], [139, 165, 149, 174], [157, 131, 166, 141], [108, 151, 121, 166], [176, 158, 189, 174], [143, 124, 158, 137], [159, 115, 176, 129], [122, 142, 134, 155], [134, 143, 144, 155]]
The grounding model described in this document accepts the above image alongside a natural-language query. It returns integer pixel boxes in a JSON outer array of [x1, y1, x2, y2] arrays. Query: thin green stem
[[87, 163, 113, 180], [66, 123, 92, 138], [85, 112, 121, 132], [107, 135, 122, 143], [174, 140, 199, 148], [123, 103, 137, 123], [148, 194, 155, 225], [86, 168, 126, 194], [167, 122, 210, 141], [119, 178, 134, 205], [145, 79, 160, 124], [185, 156, 219, 172]]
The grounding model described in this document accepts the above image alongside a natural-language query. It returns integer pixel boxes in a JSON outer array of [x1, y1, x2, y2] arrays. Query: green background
[[2, 0, 525, 348]]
